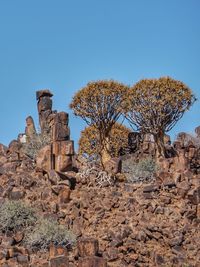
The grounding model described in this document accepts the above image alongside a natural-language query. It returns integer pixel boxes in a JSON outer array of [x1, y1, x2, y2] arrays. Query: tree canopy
[[124, 76, 196, 156], [78, 123, 131, 160], [70, 80, 129, 165]]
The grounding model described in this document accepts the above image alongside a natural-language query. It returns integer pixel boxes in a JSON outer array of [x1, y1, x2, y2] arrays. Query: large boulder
[[36, 145, 52, 172]]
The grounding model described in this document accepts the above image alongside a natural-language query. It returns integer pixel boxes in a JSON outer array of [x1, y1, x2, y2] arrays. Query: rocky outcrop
[[36, 89, 53, 134], [0, 90, 200, 266]]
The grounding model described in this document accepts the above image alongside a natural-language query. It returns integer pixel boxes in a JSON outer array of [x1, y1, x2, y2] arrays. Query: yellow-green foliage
[[125, 77, 195, 135], [79, 123, 131, 159], [70, 80, 129, 164], [70, 80, 129, 131]]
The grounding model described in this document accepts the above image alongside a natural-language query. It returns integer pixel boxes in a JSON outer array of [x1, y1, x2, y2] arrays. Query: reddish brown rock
[[78, 238, 99, 257], [36, 89, 53, 134], [177, 181, 191, 198], [37, 94, 53, 113], [195, 125, 200, 138], [48, 170, 61, 185], [17, 254, 29, 265], [0, 144, 7, 156], [36, 145, 52, 172], [36, 89, 53, 100], [78, 256, 107, 267], [49, 256, 69, 267], [104, 157, 122, 174], [143, 184, 159, 193], [55, 155, 73, 172], [174, 150, 189, 172], [13, 232, 24, 243], [187, 187, 200, 204], [9, 188, 25, 200], [53, 141, 74, 156], [59, 187, 71, 204], [8, 140, 21, 154], [52, 112, 70, 141], [49, 244, 68, 259]]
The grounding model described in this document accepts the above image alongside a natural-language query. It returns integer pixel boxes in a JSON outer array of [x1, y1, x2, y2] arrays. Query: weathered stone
[[188, 187, 200, 204], [188, 147, 196, 159], [8, 140, 21, 154], [59, 187, 71, 204], [53, 112, 69, 125], [21, 174, 35, 189], [36, 145, 52, 172], [177, 181, 191, 198], [154, 253, 165, 266], [0, 162, 18, 174], [0, 247, 8, 260], [51, 185, 65, 195], [172, 172, 181, 183], [173, 151, 189, 171], [195, 126, 200, 138], [13, 232, 24, 243], [78, 256, 107, 267], [9, 189, 25, 200], [58, 180, 71, 187], [176, 132, 188, 148], [38, 96, 52, 113], [143, 184, 159, 193], [41, 187, 52, 200], [55, 155, 73, 172], [163, 179, 176, 188], [197, 204, 200, 218], [53, 141, 74, 156], [173, 141, 182, 150], [52, 123, 70, 142], [78, 238, 99, 257], [48, 170, 60, 185], [103, 247, 118, 261], [36, 89, 53, 100], [104, 158, 122, 174], [49, 243, 68, 259], [0, 144, 7, 156], [17, 255, 29, 265], [7, 246, 28, 258], [49, 256, 69, 267], [158, 158, 170, 172]]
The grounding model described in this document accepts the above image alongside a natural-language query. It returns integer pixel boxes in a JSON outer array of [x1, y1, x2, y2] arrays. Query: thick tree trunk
[[154, 131, 166, 158], [100, 136, 111, 169]]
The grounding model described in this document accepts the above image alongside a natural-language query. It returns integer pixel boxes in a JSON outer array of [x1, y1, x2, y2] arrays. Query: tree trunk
[[154, 131, 166, 158], [100, 136, 111, 169]]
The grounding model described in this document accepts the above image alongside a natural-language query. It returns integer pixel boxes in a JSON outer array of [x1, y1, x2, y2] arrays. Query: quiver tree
[[70, 80, 129, 167], [78, 123, 131, 161], [124, 77, 196, 157]]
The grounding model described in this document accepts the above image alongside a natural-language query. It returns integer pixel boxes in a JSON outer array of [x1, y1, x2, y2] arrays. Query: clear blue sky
[[0, 0, 199, 150]]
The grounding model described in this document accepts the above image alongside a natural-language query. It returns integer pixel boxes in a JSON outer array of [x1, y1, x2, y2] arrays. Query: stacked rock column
[[52, 112, 74, 172], [36, 89, 53, 135], [35, 90, 74, 173]]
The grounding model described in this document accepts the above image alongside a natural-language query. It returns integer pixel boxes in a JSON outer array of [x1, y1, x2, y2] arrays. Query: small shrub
[[0, 200, 76, 251], [25, 218, 76, 251], [0, 200, 37, 233], [22, 131, 51, 159], [122, 157, 158, 183], [77, 159, 114, 188]]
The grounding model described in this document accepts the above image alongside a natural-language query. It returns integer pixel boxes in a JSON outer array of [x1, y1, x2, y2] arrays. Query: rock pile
[[0, 90, 200, 266]]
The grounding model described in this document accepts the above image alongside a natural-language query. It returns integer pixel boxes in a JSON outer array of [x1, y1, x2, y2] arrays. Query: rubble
[[0, 90, 200, 266]]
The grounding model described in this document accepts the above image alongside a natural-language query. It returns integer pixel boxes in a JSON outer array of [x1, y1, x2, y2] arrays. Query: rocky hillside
[[0, 90, 200, 267]]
